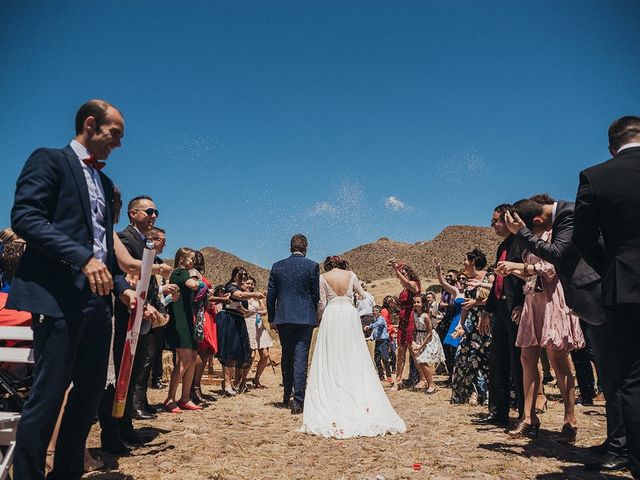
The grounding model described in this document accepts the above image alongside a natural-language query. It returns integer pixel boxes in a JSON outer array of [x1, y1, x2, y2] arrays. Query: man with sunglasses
[[98, 195, 162, 454]]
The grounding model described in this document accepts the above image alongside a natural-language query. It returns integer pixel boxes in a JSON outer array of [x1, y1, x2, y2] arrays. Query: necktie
[[83, 154, 106, 171], [494, 248, 508, 299]]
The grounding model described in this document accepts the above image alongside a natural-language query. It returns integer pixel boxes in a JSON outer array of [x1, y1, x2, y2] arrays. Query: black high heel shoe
[[557, 424, 577, 444], [508, 420, 540, 439], [535, 399, 548, 414]]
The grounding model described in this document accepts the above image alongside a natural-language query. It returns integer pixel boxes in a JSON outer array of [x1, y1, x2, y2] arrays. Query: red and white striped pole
[[112, 241, 155, 418]]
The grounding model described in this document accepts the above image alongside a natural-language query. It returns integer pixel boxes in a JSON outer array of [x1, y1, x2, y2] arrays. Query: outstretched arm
[[433, 258, 460, 297]]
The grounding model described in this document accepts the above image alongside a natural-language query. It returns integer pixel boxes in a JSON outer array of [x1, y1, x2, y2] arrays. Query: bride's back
[[323, 269, 354, 297]]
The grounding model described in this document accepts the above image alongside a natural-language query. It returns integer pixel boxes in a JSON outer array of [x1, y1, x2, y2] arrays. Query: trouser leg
[[606, 307, 640, 478], [151, 327, 165, 384], [277, 325, 294, 400], [571, 343, 596, 401], [13, 315, 74, 480], [587, 322, 626, 456], [52, 295, 111, 479], [292, 325, 313, 404], [505, 306, 524, 418], [488, 307, 510, 418]]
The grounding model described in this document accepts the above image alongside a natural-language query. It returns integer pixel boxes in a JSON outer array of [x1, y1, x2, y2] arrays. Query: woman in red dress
[[389, 260, 421, 390]]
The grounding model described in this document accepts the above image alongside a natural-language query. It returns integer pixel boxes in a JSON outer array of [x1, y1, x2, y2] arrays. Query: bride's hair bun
[[324, 255, 349, 271]]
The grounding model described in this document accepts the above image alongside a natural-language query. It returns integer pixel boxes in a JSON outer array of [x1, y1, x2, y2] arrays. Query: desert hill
[[171, 246, 270, 290], [188, 225, 499, 294], [340, 225, 501, 282]]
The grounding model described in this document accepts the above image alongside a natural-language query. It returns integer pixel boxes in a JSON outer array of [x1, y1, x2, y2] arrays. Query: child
[[365, 305, 393, 382], [412, 294, 446, 394]]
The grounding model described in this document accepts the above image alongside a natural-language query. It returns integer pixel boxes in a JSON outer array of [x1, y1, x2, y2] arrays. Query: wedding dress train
[[300, 272, 406, 439]]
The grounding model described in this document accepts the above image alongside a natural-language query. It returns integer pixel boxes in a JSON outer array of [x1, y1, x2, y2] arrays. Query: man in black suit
[[574, 116, 640, 479], [473, 204, 525, 426], [505, 197, 627, 471], [98, 195, 163, 452], [7, 100, 135, 480], [267, 234, 320, 414]]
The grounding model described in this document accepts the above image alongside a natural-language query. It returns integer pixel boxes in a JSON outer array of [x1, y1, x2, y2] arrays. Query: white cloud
[[310, 201, 336, 216], [385, 196, 408, 211]]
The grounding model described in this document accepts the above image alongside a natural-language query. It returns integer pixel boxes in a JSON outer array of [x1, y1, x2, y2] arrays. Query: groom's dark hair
[[513, 199, 543, 229], [290, 234, 308, 254]]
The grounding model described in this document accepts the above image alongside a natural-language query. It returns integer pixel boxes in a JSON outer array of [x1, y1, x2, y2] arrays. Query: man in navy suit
[[267, 234, 320, 414], [8, 100, 135, 480]]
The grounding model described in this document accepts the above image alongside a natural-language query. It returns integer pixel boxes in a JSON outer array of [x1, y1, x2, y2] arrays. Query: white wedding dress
[[300, 272, 406, 439]]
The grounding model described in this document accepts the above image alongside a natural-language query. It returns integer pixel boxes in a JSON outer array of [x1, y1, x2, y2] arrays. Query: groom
[[267, 234, 320, 414]]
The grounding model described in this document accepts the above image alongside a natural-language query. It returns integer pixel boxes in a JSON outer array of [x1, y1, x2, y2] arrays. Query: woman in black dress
[[216, 266, 265, 396]]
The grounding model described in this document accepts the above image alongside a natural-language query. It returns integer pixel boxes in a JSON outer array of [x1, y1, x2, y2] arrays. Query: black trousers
[[133, 327, 162, 409], [13, 295, 111, 480], [98, 303, 147, 442], [584, 321, 627, 456], [151, 326, 166, 384], [571, 319, 597, 401], [277, 324, 314, 404], [488, 300, 524, 419]]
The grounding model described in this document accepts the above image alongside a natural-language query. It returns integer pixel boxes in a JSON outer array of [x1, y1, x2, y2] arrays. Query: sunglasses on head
[[135, 208, 159, 217]]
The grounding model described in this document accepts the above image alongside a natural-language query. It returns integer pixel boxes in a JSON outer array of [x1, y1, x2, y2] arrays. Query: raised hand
[[504, 210, 526, 234]]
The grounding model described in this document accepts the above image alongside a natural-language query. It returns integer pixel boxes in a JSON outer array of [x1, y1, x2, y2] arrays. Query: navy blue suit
[[267, 253, 320, 405], [8, 145, 128, 480]]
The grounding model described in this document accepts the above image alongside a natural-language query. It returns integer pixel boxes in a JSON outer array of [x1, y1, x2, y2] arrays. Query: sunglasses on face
[[135, 208, 159, 217]]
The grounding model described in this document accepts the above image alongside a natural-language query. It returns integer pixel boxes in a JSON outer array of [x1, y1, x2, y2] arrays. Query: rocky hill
[[187, 225, 500, 293], [163, 246, 270, 290], [340, 225, 501, 282]]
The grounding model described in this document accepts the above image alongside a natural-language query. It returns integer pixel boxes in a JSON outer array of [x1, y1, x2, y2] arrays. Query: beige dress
[[245, 298, 273, 350]]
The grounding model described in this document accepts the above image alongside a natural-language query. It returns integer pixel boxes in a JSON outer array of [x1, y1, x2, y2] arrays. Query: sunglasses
[[135, 208, 159, 217]]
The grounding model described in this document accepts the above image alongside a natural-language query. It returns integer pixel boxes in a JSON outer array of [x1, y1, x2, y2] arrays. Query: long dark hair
[[174, 247, 196, 269], [230, 266, 247, 284], [382, 295, 396, 310], [324, 255, 349, 271], [400, 263, 420, 283], [193, 251, 205, 274]]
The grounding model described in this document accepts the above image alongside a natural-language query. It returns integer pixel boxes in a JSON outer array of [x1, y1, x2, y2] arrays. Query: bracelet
[[523, 262, 529, 275]]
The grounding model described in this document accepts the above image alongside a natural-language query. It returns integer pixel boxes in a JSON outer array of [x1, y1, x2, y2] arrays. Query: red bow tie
[[83, 155, 106, 171]]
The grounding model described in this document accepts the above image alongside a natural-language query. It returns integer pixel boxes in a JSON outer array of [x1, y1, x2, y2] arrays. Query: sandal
[[163, 400, 182, 413], [177, 400, 203, 411], [425, 386, 438, 395], [252, 380, 266, 389]]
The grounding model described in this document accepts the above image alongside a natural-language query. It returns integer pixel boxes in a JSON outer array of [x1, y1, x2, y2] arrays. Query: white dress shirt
[[356, 291, 375, 317], [70, 140, 107, 263]]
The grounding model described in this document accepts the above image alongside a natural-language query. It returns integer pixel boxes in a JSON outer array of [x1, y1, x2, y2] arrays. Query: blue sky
[[2, 1, 639, 268]]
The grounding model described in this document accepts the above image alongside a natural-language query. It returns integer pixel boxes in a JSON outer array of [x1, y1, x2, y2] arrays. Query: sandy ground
[[84, 342, 632, 480]]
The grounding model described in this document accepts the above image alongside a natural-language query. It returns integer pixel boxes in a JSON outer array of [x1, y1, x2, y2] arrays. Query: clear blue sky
[[2, 1, 639, 268]]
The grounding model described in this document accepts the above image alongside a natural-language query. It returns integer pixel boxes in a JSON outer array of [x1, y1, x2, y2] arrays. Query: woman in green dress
[[163, 247, 207, 413]]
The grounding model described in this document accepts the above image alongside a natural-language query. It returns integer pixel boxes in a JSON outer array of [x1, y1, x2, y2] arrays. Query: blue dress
[[443, 297, 465, 348]]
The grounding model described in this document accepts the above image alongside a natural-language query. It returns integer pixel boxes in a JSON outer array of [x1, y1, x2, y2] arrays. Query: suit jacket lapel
[[63, 145, 92, 232]]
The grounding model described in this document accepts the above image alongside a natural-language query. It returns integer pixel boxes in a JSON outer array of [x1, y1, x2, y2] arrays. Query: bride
[[300, 255, 406, 439]]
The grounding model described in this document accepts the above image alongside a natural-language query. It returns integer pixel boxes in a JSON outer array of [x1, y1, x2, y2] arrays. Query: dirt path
[[86, 348, 631, 480]]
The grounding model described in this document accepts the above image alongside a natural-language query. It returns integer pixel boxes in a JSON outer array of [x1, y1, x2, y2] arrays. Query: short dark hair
[[513, 199, 544, 228], [75, 100, 118, 135], [127, 195, 154, 221], [529, 193, 555, 205], [493, 203, 512, 221], [0, 229, 25, 284], [382, 295, 396, 309], [148, 227, 166, 235], [213, 284, 226, 296], [290, 234, 308, 253], [609, 116, 640, 151], [466, 248, 487, 270]]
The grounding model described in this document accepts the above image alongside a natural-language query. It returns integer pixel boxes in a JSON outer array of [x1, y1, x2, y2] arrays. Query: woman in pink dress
[[497, 231, 585, 443]]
